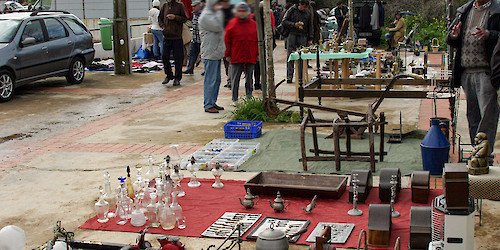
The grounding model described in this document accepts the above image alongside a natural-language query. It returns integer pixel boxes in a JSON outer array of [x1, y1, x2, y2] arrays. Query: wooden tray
[[244, 172, 348, 199]]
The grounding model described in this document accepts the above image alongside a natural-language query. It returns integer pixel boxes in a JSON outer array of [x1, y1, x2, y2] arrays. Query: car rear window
[[0, 19, 21, 43], [62, 17, 87, 35], [44, 18, 67, 40]]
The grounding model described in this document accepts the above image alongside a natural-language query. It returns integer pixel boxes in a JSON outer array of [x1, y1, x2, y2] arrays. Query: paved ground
[[0, 41, 499, 249]]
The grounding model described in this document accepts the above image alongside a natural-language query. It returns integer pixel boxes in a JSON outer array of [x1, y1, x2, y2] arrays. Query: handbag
[[182, 22, 193, 45], [276, 23, 289, 37]]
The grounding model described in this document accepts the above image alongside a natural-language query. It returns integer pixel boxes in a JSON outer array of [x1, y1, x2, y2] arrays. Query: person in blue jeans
[[183, 0, 203, 74], [200, 0, 225, 113], [149, 0, 163, 59]]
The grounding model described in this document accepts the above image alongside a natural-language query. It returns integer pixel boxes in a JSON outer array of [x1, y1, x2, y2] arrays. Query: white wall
[[49, 0, 151, 19]]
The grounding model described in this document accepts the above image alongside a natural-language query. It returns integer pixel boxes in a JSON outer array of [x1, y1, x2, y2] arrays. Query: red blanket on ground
[[80, 179, 442, 249]]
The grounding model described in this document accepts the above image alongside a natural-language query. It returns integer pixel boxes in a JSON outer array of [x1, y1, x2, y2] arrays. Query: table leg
[[376, 54, 382, 90], [295, 60, 299, 101], [333, 124, 341, 171], [304, 59, 309, 85]]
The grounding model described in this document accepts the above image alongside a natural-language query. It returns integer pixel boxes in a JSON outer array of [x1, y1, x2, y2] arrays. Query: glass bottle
[[126, 166, 135, 200], [130, 192, 147, 227], [170, 192, 183, 222], [103, 172, 116, 218], [95, 186, 109, 223], [187, 156, 200, 188], [163, 155, 171, 177], [170, 165, 185, 197], [159, 197, 176, 230], [145, 155, 156, 183], [118, 176, 133, 220], [116, 187, 128, 225], [147, 193, 160, 227], [133, 164, 143, 193], [211, 163, 224, 188]]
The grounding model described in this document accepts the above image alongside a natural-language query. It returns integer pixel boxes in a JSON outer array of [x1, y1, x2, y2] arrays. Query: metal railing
[[88, 22, 150, 32]]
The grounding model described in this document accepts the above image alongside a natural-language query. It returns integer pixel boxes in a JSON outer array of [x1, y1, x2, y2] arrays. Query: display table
[[469, 166, 500, 201], [287, 49, 375, 99]]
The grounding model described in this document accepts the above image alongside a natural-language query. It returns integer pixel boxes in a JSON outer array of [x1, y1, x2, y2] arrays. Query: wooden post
[[263, 0, 274, 98], [329, 59, 333, 79], [295, 60, 299, 100], [303, 59, 309, 85], [376, 52, 382, 90], [113, 0, 131, 75], [254, 0, 267, 99]]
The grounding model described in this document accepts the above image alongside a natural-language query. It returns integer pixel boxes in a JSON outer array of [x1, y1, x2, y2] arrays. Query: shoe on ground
[[232, 101, 238, 107], [162, 76, 172, 85], [201, 72, 205, 76], [205, 107, 219, 113], [223, 83, 230, 88], [214, 104, 224, 111], [286, 79, 293, 84], [183, 70, 193, 74], [173, 79, 181, 86]]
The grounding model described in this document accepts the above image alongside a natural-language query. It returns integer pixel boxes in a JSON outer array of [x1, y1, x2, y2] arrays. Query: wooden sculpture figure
[[469, 132, 489, 175]]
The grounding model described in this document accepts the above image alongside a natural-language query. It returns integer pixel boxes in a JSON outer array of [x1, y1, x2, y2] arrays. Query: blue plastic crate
[[224, 120, 263, 139]]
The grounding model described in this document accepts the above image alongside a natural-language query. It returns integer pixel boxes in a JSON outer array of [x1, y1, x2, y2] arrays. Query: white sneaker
[[232, 101, 238, 107]]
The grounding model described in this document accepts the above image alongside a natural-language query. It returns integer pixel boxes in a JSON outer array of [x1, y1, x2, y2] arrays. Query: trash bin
[[98, 18, 112, 51], [420, 118, 451, 175]]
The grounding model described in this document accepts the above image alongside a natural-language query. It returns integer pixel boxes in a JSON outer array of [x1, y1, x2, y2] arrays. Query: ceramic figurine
[[211, 163, 224, 188], [303, 195, 317, 214], [468, 132, 489, 175]]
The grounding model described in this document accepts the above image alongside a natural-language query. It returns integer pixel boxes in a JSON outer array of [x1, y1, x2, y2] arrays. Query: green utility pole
[[113, 0, 131, 74]]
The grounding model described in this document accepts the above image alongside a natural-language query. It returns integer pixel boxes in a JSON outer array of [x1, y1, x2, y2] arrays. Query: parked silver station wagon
[[0, 10, 95, 102]]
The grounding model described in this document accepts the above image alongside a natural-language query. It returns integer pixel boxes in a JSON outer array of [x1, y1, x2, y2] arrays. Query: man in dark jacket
[[333, 1, 348, 33], [159, 0, 188, 86], [447, 0, 500, 161], [282, 0, 313, 83]]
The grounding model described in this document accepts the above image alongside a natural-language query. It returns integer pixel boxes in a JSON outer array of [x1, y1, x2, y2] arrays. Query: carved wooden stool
[[379, 168, 401, 203], [349, 169, 373, 204], [367, 204, 392, 247], [411, 171, 430, 204]]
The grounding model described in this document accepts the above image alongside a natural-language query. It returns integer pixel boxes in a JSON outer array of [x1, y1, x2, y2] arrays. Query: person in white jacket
[[149, 0, 163, 59], [199, 0, 226, 113]]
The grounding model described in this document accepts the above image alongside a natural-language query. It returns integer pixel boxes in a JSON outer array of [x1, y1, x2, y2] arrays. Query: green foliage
[[231, 97, 302, 123], [405, 15, 448, 50]]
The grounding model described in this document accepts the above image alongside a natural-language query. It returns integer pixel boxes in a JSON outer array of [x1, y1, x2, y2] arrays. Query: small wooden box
[[411, 171, 430, 204], [410, 206, 432, 249], [444, 163, 469, 209], [349, 169, 373, 204], [379, 168, 401, 203], [368, 204, 392, 247]]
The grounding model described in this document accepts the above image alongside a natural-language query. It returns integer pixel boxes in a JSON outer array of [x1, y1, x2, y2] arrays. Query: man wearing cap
[[200, 0, 226, 113], [159, 0, 188, 86], [449, 0, 500, 163], [183, 0, 203, 75], [282, 0, 314, 83], [385, 12, 405, 50], [225, 2, 258, 104], [149, 0, 163, 60]]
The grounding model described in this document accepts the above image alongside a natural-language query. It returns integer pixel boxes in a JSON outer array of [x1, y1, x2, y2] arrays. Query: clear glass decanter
[[187, 156, 200, 188], [145, 155, 156, 184], [133, 163, 143, 192], [95, 186, 109, 223], [159, 197, 176, 230], [130, 192, 146, 227], [115, 186, 128, 225], [170, 192, 183, 222], [103, 172, 116, 218], [147, 193, 160, 227]]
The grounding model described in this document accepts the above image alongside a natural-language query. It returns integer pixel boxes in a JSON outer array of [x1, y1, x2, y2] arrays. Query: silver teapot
[[239, 188, 259, 209], [268, 191, 289, 213]]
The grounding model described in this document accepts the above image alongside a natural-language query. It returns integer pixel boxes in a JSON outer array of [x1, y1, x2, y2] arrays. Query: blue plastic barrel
[[420, 118, 451, 175]]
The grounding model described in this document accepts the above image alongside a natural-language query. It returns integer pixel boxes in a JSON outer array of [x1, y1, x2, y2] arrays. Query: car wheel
[[0, 70, 15, 102], [66, 57, 85, 84]]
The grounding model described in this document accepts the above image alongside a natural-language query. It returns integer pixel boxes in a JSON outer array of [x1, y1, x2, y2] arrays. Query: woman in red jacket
[[224, 2, 258, 105]]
